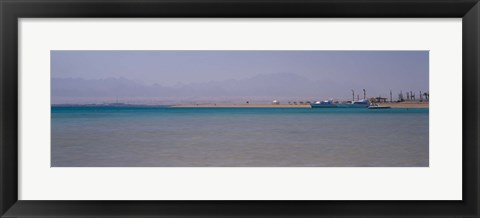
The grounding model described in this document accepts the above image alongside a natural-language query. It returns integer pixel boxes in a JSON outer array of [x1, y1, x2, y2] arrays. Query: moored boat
[[336, 99, 370, 108], [310, 99, 337, 108], [368, 104, 391, 109]]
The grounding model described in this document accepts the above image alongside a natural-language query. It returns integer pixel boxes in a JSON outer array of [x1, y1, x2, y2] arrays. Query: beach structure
[[373, 96, 388, 103], [398, 91, 404, 102], [423, 92, 429, 101], [272, 100, 280, 105]]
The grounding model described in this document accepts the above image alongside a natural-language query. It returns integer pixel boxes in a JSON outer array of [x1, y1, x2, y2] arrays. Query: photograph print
[[51, 50, 429, 167]]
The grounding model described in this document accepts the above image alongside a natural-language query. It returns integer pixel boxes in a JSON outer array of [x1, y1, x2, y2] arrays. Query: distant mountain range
[[51, 72, 387, 104]]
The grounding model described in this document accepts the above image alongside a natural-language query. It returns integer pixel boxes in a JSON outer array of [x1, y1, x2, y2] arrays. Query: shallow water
[[51, 107, 429, 167]]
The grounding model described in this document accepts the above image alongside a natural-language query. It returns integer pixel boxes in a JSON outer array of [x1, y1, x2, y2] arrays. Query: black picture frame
[[1, 0, 479, 217]]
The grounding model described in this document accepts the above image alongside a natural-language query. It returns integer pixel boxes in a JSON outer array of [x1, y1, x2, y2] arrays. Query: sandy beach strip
[[171, 104, 311, 108], [377, 102, 429, 108], [171, 102, 428, 108]]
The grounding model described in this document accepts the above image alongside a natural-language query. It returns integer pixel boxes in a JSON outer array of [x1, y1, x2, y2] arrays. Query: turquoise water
[[51, 107, 429, 167]]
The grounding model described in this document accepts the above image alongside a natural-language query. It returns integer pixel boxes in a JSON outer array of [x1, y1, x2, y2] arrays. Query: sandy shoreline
[[171, 104, 311, 108], [171, 102, 429, 108], [376, 102, 429, 108]]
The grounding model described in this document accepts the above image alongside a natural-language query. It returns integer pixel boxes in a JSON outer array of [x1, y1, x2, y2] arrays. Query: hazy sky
[[51, 50, 428, 104]]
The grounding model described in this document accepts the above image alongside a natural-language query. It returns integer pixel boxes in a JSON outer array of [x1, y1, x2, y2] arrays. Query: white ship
[[310, 99, 337, 108], [336, 99, 370, 108]]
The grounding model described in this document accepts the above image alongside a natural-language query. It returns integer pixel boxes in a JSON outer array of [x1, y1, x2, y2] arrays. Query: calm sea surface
[[51, 107, 429, 167]]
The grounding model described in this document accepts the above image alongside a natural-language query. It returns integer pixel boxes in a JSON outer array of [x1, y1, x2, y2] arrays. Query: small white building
[[272, 100, 280, 105]]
